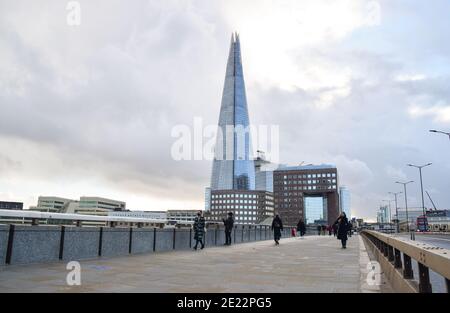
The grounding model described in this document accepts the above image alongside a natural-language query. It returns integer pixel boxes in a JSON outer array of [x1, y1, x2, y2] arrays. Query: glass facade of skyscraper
[[210, 33, 255, 191], [304, 197, 324, 224], [339, 186, 351, 218]]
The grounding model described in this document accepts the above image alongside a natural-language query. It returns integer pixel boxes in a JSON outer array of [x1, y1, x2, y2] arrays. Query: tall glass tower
[[210, 33, 255, 191]]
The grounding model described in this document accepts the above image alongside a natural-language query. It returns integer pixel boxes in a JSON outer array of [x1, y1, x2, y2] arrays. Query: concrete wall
[[0, 225, 9, 264], [0, 224, 294, 266], [234, 227, 243, 244], [154, 229, 174, 252], [174, 229, 191, 250], [10, 225, 61, 265], [131, 228, 155, 254], [101, 228, 130, 257], [63, 226, 100, 261]]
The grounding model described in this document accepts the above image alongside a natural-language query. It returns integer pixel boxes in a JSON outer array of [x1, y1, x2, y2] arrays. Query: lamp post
[[407, 163, 432, 218], [388, 191, 403, 233], [395, 181, 414, 232], [429, 129, 450, 141]]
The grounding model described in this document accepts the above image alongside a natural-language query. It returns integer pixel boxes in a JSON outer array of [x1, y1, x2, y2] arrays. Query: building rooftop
[[275, 164, 337, 171]]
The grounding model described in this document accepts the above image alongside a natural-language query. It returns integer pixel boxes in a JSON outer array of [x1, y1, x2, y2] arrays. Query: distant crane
[[426, 191, 437, 210]]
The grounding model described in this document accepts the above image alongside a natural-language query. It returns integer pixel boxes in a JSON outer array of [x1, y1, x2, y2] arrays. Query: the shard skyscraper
[[210, 33, 255, 191]]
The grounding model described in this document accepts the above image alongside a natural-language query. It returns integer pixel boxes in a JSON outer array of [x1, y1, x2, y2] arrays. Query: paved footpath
[[0, 235, 391, 293]]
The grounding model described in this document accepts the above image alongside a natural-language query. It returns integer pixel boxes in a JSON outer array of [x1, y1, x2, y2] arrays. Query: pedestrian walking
[[333, 224, 338, 237], [317, 225, 321, 236], [333, 212, 350, 249], [348, 221, 353, 237], [297, 218, 306, 238], [271, 214, 283, 245], [328, 225, 332, 236], [223, 212, 234, 245], [193, 211, 205, 250]]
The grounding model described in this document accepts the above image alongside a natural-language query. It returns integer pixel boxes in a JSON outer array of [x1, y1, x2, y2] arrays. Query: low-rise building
[[207, 190, 274, 225], [167, 210, 199, 224], [0, 201, 23, 210], [29, 196, 75, 213]]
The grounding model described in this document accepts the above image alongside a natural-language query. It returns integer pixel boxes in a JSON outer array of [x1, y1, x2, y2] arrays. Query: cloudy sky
[[0, 0, 449, 220]]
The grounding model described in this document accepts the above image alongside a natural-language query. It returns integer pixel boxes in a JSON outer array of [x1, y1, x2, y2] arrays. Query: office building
[[29, 196, 75, 213], [273, 164, 339, 226], [255, 170, 273, 192], [377, 205, 390, 224], [167, 210, 199, 224], [339, 186, 351, 218], [208, 190, 274, 225], [0, 201, 23, 210]]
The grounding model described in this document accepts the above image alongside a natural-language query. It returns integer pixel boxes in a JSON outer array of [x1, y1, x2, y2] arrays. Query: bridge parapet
[[361, 230, 450, 293], [0, 223, 294, 266]]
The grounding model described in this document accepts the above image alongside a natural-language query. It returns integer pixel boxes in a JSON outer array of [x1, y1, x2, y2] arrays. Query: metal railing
[[361, 230, 450, 293]]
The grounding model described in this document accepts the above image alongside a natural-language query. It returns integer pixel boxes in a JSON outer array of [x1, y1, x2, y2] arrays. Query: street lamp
[[407, 163, 432, 218], [395, 181, 414, 232], [429, 129, 450, 140], [388, 191, 403, 233]]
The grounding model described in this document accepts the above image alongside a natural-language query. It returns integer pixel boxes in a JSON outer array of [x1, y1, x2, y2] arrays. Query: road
[[391, 232, 450, 293], [392, 233, 450, 250]]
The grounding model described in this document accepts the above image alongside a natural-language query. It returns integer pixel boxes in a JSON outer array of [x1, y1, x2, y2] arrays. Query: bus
[[416, 215, 429, 232]]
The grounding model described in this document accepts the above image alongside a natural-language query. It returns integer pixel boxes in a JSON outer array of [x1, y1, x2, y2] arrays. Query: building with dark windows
[[208, 190, 274, 225], [0, 201, 23, 210], [273, 165, 339, 226]]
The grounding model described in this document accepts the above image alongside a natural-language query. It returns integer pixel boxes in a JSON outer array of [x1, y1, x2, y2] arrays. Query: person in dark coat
[[271, 214, 283, 245], [333, 212, 350, 249], [333, 223, 338, 237], [193, 211, 205, 250], [348, 221, 353, 237], [223, 212, 234, 245], [296, 218, 306, 238], [328, 225, 332, 236], [317, 225, 321, 235]]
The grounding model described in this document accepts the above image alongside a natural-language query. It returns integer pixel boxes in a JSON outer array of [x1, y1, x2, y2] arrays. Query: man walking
[[223, 212, 234, 245], [193, 211, 205, 250]]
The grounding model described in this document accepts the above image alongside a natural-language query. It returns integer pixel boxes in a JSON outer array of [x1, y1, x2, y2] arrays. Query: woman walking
[[271, 214, 284, 245], [193, 211, 205, 250], [333, 212, 350, 249]]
